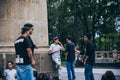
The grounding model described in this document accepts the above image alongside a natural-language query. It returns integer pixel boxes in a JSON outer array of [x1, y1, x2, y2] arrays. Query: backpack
[[38, 73, 54, 80]]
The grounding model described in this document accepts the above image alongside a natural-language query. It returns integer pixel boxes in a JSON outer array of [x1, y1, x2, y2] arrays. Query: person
[[48, 37, 65, 80], [15, 26, 35, 80], [65, 35, 80, 80], [23, 23, 38, 54], [101, 70, 116, 80], [24, 23, 38, 80], [0, 70, 2, 80], [3, 61, 17, 80], [80, 33, 95, 80]]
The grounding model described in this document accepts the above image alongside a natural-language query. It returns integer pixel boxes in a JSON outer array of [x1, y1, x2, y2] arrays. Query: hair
[[53, 37, 59, 42], [24, 23, 33, 28], [84, 33, 92, 40], [7, 61, 13, 65], [101, 71, 116, 80], [66, 35, 72, 41], [21, 27, 30, 34]]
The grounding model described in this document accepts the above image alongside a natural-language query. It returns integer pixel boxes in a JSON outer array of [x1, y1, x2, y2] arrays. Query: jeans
[[16, 65, 34, 80], [66, 61, 76, 80], [84, 64, 94, 80], [53, 58, 62, 80]]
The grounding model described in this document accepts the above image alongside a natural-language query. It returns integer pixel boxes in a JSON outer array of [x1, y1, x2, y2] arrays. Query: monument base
[[0, 46, 58, 78]]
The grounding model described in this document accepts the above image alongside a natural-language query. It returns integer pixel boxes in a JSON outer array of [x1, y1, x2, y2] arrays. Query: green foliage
[[47, 0, 120, 51]]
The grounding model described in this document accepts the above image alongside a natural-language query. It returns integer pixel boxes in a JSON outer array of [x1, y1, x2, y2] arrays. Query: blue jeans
[[16, 65, 34, 80], [84, 64, 94, 80], [66, 61, 76, 80]]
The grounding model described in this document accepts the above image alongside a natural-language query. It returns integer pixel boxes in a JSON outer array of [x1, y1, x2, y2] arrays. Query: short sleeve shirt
[[85, 41, 95, 65], [4, 69, 17, 80], [65, 42, 75, 62], [28, 36, 35, 54], [15, 36, 32, 65], [49, 44, 62, 60]]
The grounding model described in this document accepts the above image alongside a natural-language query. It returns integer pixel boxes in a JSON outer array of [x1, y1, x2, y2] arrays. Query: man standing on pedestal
[[15, 27, 35, 80]]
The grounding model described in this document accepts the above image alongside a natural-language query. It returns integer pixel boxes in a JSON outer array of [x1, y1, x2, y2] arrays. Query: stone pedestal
[[0, 0, 57, 77]]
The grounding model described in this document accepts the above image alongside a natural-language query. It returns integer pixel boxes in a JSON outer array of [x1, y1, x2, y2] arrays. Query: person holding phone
[[48, 37, 65, 80]]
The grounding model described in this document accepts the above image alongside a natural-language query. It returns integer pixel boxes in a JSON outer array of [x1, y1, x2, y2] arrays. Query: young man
[[3, 61, 17, 80], [81, 33, 95, 80], [24, 23, 38, 80], [15, 26, 35, 80], [49, 37, 65, 80], [65, 35, 80, 80], [23, 23, 38, 54]]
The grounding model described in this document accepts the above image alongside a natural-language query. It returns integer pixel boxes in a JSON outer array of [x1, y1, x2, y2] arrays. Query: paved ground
[[60, 67, 120, 80]]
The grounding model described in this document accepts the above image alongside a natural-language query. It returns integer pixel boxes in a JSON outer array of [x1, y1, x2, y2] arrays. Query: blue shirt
[[66, 42, 75, 62]]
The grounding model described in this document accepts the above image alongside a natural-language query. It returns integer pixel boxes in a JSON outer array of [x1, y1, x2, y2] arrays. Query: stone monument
[[0, 0, 57, 77]]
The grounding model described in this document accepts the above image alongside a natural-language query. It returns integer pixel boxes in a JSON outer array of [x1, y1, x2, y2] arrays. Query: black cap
[[53, 37, 59, 41], [84, 33, 91, 40], [24, 23, 33, 28], [21, 27, 30, 32], [66, 35, 72, 40]]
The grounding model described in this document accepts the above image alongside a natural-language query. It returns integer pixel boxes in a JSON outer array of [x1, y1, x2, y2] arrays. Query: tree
[[47, 0, 120, 50]]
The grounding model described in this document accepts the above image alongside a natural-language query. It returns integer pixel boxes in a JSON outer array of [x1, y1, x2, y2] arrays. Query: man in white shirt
[[49, 37, 65, 80], [4, 61, 17, 80]]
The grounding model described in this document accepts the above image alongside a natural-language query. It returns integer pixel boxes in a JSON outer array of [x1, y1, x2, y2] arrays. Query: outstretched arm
[[74, 47, 80, 54]]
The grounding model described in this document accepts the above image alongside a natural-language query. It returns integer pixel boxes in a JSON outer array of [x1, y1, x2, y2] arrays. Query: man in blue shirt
[[65, 35, 80, 80]]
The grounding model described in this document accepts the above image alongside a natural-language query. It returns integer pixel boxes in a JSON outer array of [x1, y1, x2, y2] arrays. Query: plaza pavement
[[60, 67, 120, 80]]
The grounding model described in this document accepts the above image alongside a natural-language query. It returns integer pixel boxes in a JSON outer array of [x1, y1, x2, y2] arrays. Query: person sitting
[[3, 61, 17, 80]]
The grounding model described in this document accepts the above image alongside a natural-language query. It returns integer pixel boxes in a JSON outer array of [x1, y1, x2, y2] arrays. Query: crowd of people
[[0, 23, 117, 80]]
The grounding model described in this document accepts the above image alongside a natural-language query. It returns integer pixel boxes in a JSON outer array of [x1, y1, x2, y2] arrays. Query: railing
[[95, 51, 120, 63], [0, 51, 120, 71]]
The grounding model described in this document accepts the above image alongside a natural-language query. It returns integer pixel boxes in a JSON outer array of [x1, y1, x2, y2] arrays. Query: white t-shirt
[[49, 44, 62, 60], [4, 69, 17, 80]]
